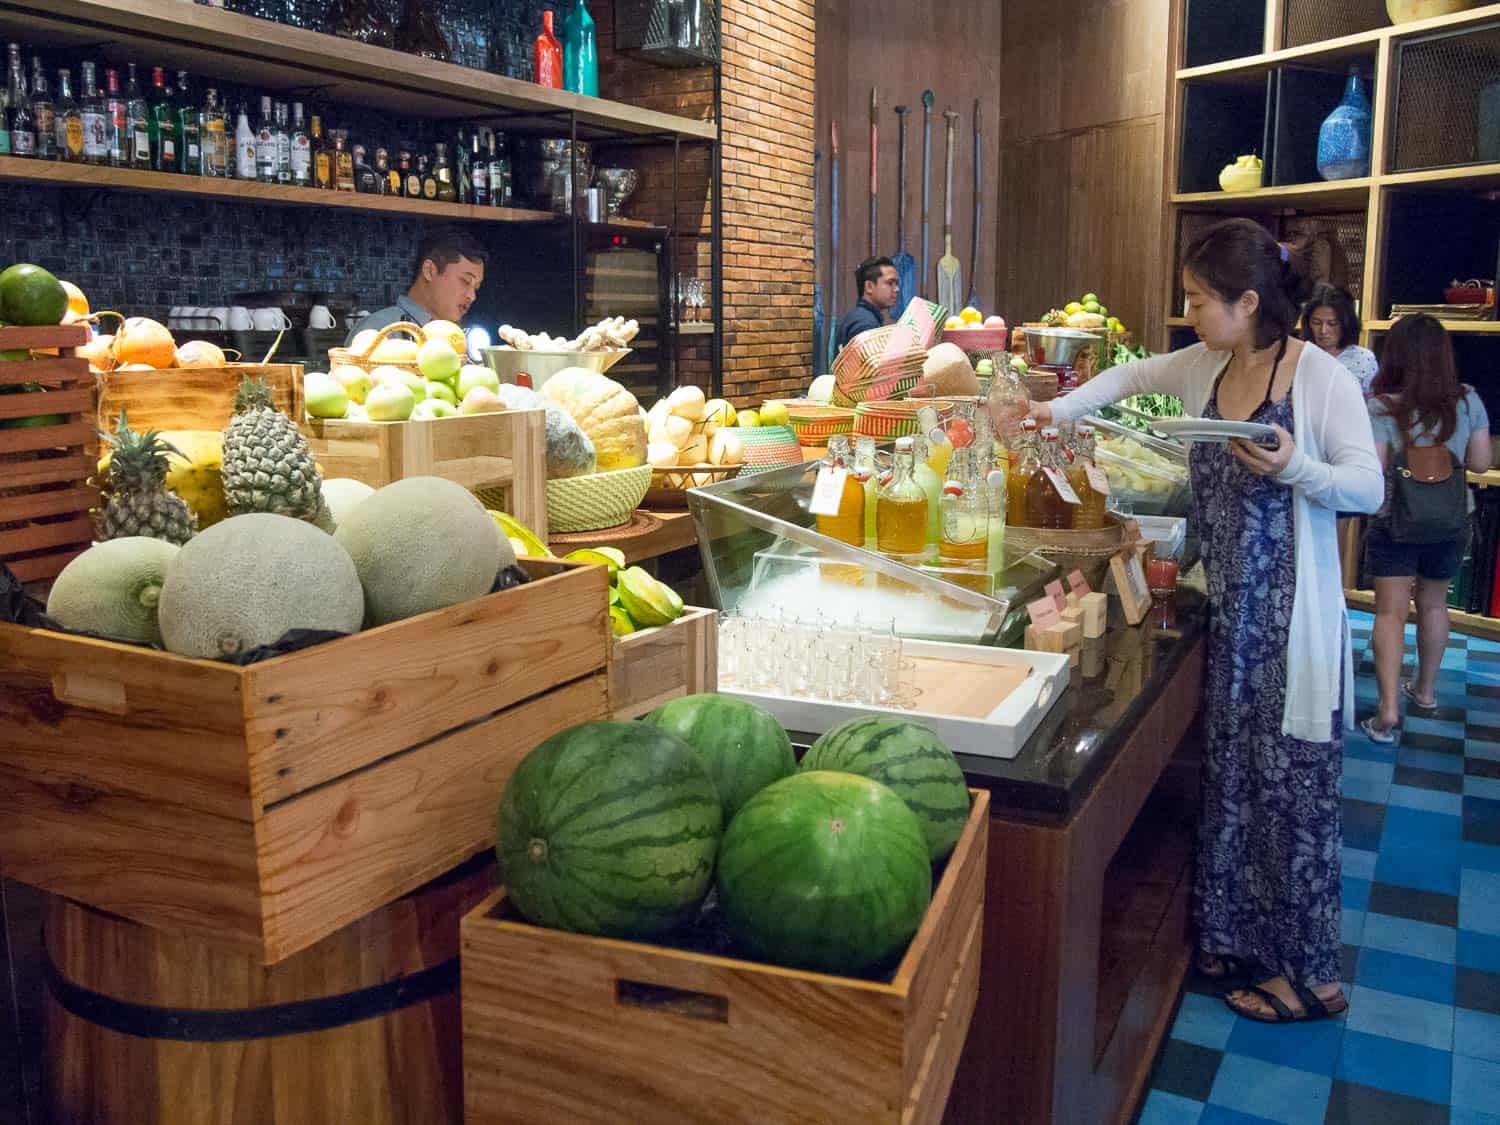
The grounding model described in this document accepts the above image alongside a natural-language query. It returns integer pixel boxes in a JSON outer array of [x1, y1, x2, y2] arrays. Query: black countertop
[[953, 589, 1208, 821]]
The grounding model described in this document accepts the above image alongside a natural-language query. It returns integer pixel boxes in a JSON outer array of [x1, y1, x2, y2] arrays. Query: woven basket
[[853, 399, 954, 439], [736, 425, 804, 475], [784, 400, 855, 447], [831, 325, 927, 407], [1004, 512, 1126, 588], [644, 462, 743, 508], [327, 321, 424, 378], [545, 464, 653, 533]]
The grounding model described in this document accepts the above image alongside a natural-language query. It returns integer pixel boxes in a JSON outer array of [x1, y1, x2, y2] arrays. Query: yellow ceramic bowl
[[1218, 165, 1264, 193], [1387, 0, 1479, 24]]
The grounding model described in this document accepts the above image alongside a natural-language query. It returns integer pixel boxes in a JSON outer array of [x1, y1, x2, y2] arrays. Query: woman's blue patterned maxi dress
[[1187, 379, 1343, 989]]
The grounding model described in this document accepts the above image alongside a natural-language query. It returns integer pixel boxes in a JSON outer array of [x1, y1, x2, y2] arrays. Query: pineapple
[[97, 411, 198, 545], [221, 377, 326, 523]]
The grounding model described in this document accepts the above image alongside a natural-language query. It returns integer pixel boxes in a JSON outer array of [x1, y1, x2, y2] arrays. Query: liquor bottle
[[272, 101, 290, 183], [560, 0, 598, 98], [419, 151, 437, 200], [452, 126, 470, 204], [123, 63, 149, 168], [0, 44, 12, 156], [351, 143, 378, 193], [432, 141, 455, 202], [147, 66, 175, 171], [394, 148, 410, 196], [234, 99, 256, 179], [1026, 427, 1075, 530], [1007, 418, 1040, 527], [855, 435, 878, 546], [396, 0, 450, 60], [470, 129, 488, 206], [30, 56, 54, 159], [174, 71, 200, 174], [406, 152, 424, 199], [310, 114, 332, 189], [104, 68, 127, 166], [939, 447, 989, 567], [533, 11, 563, 89], [56, 68, 83, 163], [374, 146, 393, 195], [289, 102, 310, 186], [332, 129, 354, 191], [876, 437, 929, 561], [1071, 423, 1108, 530], [254, 95, 276, 182], [200, 87, 226, 177], [5, 44, 32, 157], [78, 61, 106, 165]]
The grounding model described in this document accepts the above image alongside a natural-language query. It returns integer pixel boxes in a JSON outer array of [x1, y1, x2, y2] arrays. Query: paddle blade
[[938, 254, 960, 311]]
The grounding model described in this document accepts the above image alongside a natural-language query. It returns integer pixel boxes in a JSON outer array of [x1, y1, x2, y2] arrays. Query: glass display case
[[687, 461, 1059, 646]]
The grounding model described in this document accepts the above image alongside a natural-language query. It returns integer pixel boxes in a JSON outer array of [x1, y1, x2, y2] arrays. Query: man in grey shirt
[[345, 225, 487, 345]]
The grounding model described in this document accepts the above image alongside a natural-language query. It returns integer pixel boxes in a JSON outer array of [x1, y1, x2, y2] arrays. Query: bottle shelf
[[1171, 178, 1372, 211], [0, 156, 561, 223], [0, 0, 717, 142]]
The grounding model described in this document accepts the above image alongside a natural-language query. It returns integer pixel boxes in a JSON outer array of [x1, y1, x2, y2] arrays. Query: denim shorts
[[1363, 522, 1467, 581]]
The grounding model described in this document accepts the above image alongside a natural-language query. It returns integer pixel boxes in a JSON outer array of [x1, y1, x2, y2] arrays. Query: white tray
[[723, 639, 1071, 760]]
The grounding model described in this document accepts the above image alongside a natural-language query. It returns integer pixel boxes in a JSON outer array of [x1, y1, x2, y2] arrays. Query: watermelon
[[715, 771, 931, 975], [496, 720, 722, 938], [800, 717, 970, 861], [643, 693, 796, 821]]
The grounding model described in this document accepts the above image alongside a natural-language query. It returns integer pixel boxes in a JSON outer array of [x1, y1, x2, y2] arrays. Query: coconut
[[158, 513, 364, 658], [47, 537, 180, 645], [335, 476, 509, 626]]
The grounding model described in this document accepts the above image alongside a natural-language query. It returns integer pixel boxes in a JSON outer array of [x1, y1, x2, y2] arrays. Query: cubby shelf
[[1171, 179, 1372, 211], [1364, 318, 1500, 333]]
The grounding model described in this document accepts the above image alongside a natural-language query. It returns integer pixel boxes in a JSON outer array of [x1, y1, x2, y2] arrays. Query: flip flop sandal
[[1226, 980, 1348, 1024], [1360, 716, 1398, 745], [1402, 681, 1439, 715], [1195, 953, 1252, 981]]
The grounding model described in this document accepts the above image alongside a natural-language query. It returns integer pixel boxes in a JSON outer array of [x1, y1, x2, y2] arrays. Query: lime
[[1082, 299, 1101, 315], [1081, 293, 1098, 305], [0, 264, 68, 326], [1097, 305, 1109, 318]]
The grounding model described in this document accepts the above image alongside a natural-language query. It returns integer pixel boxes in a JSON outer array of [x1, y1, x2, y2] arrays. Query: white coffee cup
[[308, 304, 336, 330], [252, 307, 292, 332], [227, 306, 253, 330], [209, 307, 230, 329]]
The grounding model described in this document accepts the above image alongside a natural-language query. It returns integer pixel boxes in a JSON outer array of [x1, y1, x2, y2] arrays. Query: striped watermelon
[[643, 693, 796, 821], [800, 717, 970, 861], [496, 720, 722, 938], [716, 770, 931, 975]]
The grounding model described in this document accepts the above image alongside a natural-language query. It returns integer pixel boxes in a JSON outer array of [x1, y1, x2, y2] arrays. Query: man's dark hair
[[414, 226, 488, 281], [855, 256, 895, 299]]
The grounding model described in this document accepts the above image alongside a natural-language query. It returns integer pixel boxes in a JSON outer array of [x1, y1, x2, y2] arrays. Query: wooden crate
[[96, 362, 305, 431], [0, 324, 97, 585], [461, 789, 990, 1125], [0, 558, 609, 964], [609, 605, 717, 719], [303, 410, 548, 539]]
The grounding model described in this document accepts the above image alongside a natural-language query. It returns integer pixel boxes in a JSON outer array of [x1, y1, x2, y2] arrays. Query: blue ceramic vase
[[1317, 69, 1372, 181]]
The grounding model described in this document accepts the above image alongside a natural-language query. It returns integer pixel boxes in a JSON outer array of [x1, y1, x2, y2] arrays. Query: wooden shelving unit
[[1166, 2, 1500, 643]]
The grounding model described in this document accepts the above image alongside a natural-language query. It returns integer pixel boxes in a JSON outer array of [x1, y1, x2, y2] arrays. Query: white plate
[[1151, 417, 1277, 443]]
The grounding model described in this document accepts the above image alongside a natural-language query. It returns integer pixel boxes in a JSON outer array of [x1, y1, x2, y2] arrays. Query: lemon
[[1064, 302, 1084, 316], [944, 316, 964, 331], [959, 306, 983, 324]]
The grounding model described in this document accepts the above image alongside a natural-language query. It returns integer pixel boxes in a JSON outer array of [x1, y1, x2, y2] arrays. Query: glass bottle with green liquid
[[909, 431, 943, 547], [854, 435, 878, 547]]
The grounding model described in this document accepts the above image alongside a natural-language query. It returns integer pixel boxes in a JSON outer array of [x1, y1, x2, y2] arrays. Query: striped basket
[[784, 400, 856, 447], [736, 425, 805, 474], [831, 325, 927, 407], [545, 464, 653, 533], [852, 398, 955, 440]]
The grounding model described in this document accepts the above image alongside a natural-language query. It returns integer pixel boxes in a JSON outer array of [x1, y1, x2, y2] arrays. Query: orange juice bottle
[[815, 434, 865, 546], [877, 436, 929, 559], [1026, 427, 1074, 529], [1072, 423, 1108, 530], [1007, 418, 1040, 527]]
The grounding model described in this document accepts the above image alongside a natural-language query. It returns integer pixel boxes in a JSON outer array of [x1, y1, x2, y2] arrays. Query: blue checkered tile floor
[[1136, 612, 1500, 1125]]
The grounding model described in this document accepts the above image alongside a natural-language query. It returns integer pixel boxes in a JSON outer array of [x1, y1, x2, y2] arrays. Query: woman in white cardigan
[[1032, 219, 1383, 1024]]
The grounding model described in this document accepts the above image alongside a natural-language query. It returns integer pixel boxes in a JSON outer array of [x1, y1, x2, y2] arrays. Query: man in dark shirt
[[345, 225, 487, 345], [836, 256, 901, 350]]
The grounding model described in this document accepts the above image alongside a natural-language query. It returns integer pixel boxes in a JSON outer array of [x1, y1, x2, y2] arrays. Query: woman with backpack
[[1363, 315, 1492, 743]]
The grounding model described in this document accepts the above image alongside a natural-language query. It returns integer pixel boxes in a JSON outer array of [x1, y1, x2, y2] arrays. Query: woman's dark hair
[[1182, 218, 1314, 348], [1299, 283, 1361, 351], [1369, 314, 1463, 443]]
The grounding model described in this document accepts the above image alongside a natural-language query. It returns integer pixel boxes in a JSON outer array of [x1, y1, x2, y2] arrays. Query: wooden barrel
[[43, 856, 494, 1125]]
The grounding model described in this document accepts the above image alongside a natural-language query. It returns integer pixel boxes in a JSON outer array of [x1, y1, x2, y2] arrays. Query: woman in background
[[1302, 283, 1379, 396], [1363, 315, 1491, 742], [1030, 217, 1382, 1024]]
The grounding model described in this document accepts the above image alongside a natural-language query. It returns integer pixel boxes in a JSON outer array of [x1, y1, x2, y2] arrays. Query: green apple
[[373, 365, 426, 402], [461, 386, 503, 414], [425, 380, 457, 406], [304, 372, 349, 419], [759, 400, 789, 427], [416, 337, 461, 383], [458, 364, 501, 399], [412, 398, 458, 420], [330, 363, 373, 405], [365, 381, 416, 422]]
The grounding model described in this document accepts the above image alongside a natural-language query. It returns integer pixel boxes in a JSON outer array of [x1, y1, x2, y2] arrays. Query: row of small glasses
[[718, 610, 915, 708]]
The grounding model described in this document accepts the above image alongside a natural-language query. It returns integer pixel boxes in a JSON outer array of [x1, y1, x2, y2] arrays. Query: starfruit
[[616, 566, 681, 628]]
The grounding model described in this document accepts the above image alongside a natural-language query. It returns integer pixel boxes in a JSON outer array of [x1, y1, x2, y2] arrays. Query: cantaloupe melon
[[46, 537, 180, 645], [320, 478, 376, 527], [157, 513, 364, 658], [334, 476, 508, 626]]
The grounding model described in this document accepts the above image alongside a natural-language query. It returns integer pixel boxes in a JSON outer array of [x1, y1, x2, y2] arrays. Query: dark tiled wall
[[0, 184, 424, 319]]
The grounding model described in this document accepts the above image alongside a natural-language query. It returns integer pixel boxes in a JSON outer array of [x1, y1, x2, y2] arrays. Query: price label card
[[1068, 569, 1091, 597], [1027, 596, 1062, 629], [1085, 464, 1111, 496], [808, 466, 849, 517], [1045, 579, 1068, 612], [1042, 466, 1082, 505]]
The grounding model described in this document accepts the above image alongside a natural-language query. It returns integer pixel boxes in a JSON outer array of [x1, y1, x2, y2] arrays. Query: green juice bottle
[[910, 433, 943, 547]]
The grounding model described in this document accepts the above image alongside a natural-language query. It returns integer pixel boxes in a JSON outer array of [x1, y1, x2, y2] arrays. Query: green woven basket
[[545, 464, 653, 533]]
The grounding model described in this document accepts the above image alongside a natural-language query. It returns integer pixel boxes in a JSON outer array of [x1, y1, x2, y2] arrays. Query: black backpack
[[1383, 397, 1468, 545]]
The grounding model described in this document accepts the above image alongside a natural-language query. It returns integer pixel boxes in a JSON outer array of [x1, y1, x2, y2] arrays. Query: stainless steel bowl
[[595, 167, 640, 217], [481, 347, 631, 391], [1021, 327, 1101, 368], [536, 138, 592, 163]]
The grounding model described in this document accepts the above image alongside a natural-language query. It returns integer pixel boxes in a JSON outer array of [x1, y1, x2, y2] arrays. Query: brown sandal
[[1226, 979, 1348, 1024], [1195, 953, 1252, 981]]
